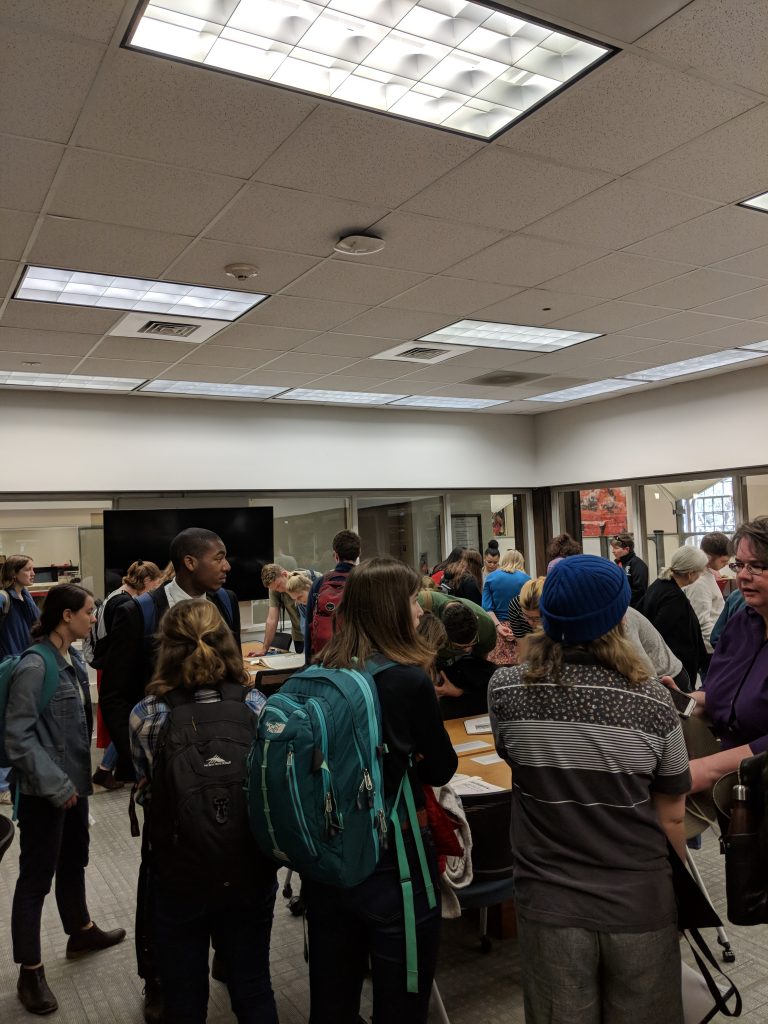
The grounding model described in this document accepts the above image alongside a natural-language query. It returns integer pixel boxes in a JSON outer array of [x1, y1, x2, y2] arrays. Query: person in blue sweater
[[482, 549, 530, 632]]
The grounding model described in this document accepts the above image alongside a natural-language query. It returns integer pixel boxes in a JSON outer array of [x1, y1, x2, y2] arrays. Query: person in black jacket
[[611, 533, 649, 608], [638, 545, 709, 691], [302, 557, 458, 1024]]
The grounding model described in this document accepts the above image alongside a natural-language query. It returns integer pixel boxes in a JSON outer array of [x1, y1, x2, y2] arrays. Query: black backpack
[[148, 683, 262, 894]]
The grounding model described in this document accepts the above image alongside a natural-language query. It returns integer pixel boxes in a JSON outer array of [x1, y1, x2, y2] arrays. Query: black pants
[[12, 794, 91, 965]]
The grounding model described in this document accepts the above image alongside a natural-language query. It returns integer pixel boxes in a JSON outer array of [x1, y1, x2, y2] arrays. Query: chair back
[[463, 792, 514, 881]]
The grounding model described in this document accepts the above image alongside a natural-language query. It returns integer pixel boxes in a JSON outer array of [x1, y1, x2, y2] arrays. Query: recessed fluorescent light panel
[[0, 371, 146, 392], [419, 319, 602, 352], [740, 339, 768, 352], [527, 379, 639, 403], [14, 266, 267, 321], [141, 380, 287, 398], [740, 191, 768, 214], [389, 395, 506, 409], [279, 388, 406, 405], [125, 1, 614, 141], [620, 349, 764, 382]]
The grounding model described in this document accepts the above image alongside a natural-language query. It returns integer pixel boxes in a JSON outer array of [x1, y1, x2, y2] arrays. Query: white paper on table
[[451, 776, 504, 795], [464, 715, 492, 735], [471, 752, 503, 766], [453, 739, 491, 754], [248, 653, 305, 670]]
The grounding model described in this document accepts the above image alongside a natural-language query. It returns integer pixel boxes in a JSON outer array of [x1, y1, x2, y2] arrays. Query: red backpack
[[310, 571, 348, 655]]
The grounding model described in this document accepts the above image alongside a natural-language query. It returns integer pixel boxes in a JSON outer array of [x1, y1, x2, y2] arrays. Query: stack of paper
[[464, 715, 492, 735]]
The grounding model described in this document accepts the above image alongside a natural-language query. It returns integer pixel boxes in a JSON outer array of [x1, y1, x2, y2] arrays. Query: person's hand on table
[[435, 671, 464, 699], [247, 643, 267, 657]]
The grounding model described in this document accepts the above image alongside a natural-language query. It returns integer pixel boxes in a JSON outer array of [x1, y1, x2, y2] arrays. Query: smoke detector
[[224, 263, 259, 281], [334, 235, 385, 256]]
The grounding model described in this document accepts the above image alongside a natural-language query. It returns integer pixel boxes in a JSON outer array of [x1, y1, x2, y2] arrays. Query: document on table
[[464, 715, 492, 735], [247, 653, 305, 670], [471, 752, 503, 766], [451, 773, 504, 796], [453, 739, 492, 754]]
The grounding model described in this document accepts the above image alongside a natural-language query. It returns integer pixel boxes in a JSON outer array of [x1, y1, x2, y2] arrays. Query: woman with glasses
[[675, 517, 768, 794]]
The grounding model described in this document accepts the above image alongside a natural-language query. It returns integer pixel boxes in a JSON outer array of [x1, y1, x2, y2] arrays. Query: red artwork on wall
[[579, 487, 628, 538]]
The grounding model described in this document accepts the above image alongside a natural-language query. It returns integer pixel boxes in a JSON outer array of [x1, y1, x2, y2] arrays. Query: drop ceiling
[[1, 0, 767, 414]]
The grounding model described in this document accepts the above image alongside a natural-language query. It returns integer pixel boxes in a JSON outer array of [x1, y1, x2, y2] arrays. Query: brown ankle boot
[[17, 966, 58, 1015]]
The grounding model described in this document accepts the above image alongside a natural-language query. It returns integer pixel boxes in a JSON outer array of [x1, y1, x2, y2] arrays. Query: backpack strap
[[135, 591, 158, 638], [165, 681, 246, 709], [213, 588, 234, 628]]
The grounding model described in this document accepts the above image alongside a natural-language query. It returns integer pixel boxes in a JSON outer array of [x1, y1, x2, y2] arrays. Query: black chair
[[456, 791, 516, 952], [0, 815, 15, 863]]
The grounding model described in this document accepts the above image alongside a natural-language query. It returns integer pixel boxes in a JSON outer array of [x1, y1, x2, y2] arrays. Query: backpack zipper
[[286, 745, 317, 856]]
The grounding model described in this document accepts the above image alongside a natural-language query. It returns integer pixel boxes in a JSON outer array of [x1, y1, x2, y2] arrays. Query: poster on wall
[[491, 509, 506, 537], [579, 487, 628, 538]]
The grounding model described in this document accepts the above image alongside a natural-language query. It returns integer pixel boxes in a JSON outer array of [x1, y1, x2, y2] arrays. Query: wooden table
[[445, 716, 512, 791]]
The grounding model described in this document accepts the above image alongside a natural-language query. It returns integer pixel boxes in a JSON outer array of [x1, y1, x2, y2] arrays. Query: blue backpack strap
[[135, 592, 158, 638], [32, 645, 61, 711], [213, 588, 233, 628]]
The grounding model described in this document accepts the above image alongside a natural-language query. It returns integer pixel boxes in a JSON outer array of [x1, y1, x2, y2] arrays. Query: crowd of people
[[0, 515, 765, 1023]]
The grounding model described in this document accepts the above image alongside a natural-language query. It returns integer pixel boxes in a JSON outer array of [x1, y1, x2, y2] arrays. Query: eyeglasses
[[729, 561, 768, 576]]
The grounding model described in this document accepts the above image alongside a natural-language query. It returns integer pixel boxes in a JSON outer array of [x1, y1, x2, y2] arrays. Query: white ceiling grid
[[0, 0, 765, 413]]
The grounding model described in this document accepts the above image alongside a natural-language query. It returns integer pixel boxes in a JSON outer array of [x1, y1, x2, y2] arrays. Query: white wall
[[0, 390, 536, 493]]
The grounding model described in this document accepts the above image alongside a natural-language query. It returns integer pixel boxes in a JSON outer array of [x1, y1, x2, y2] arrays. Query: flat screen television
[[103, 507, 273, 601]]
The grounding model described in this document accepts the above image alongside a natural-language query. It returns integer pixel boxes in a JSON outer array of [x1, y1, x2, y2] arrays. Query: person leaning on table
[[489, 555, 689, 1024]]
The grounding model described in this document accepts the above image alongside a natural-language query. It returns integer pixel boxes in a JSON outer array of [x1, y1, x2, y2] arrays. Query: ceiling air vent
[[371, 340, 472, 364], [465, 371, 547, 387], [137, 320, 200, 339]]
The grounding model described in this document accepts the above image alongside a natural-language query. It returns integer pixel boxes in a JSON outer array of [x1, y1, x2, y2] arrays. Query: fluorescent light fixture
[[141, 380, 288, 398], [419, 319, 602, 352], [739, 339, 768, 352], [14, 266, 267, 321], [740, 191, 768, 214], [389, 395, 507, 409], [0, 371, 146, 391], [526, 379, 639, 403], [125, 1, 614, 141], [620, 349, 764, 382], [278, 388, 406, 405]]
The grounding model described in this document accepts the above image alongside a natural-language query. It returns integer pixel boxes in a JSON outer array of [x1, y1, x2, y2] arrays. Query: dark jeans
[[152, 881, 279, 1024], [303, 831, 442, 1024], [12, 794, 91, 965]]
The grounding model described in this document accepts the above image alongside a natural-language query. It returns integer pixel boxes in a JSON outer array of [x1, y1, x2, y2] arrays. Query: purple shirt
[[702, 606, 768, 753]]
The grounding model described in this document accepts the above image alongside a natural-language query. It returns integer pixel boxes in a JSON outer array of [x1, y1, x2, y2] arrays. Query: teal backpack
[[247, 660, 436, 994]]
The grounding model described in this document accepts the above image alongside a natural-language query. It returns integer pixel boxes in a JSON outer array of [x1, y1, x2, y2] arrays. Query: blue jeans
[[152, 880, 279, 1024], [303, 830, 442, 1024], [0, 765, 10, 792], [100, 742, 118, 772]]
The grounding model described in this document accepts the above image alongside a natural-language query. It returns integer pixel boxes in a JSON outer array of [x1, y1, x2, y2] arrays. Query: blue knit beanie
[[539, 555, 631, 644]]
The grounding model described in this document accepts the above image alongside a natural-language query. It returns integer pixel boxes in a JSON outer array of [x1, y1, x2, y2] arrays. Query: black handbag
[[722, 751, 768, 926]]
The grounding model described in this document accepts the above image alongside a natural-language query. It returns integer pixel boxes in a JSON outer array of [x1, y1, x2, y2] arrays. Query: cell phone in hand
[[668, 687, 696, 718]]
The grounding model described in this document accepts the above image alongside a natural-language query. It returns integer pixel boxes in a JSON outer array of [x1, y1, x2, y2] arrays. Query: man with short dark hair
[[304, 530, 361, 657], [610, 533, 648, 609]]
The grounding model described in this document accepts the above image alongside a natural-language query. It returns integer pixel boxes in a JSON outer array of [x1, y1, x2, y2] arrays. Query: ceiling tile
[[541, 252, 695, 299], [28, 216, 193, 277], [394, 361, 490, 383], [444, 347, 549, 369], [0, 326, 98, 356], [333, 308, 452, 340], [2, 0, 126, 43], [294, 334, 399, 358], [622, 269, 766, 309], [711, 246, 768, 281], [471, 289, 602, 326], [545, 300, 679, 334], [672, 320, 768, 349], [627, 206, 768, 266], [558, 334, 674, 360], [338, 212, 505, 275], [256, 351, 357, 375], [91, 336, 199, 362], [240, 295, 368, 331], [422, 383, 524, 401], [0, 352, 81, 373], [693, 285, 768, 320], [284, 262, 427, 305], [334, 357, 416, 380], [526, 179, 719, 250], [0, 135, 64, 212], [446, 234, 607, 289], [207, 183, 386, 258], [300, 374, 408, 392], [74, 357, 167, 378], [254, 104, 480, 207], [515, 1, 691, 42], [616, 311, 745, 342], [0, 299, 120, 334], [384, 277, 520, 316], [402, 148, 610, 231], [155, 364, 251, 384], [0, 261, 17, 298], [49, 150, 242, 235], [620, 339, 759, 366], [179, 345, 281, 370], [639, 0, 768, 95], [630, 104, 768, 203], [208, 324, 316, 352], [496, 52, 756, 175], [0, 24, 105, 142], [504, 349, 598, 375], [0, 209, 36, 260], [234, 368, 317, 388], [167, 239, 319, 295]]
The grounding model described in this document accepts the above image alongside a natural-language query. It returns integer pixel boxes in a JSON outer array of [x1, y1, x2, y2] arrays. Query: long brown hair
[[523, 623, 650, 686], [0, 554, 32, 589], [147, 599, 249, 697], [450, 548, 483, 591], [320, 557, 434, 671]]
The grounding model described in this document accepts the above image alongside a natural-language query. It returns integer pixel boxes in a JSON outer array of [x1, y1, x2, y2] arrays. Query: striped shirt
[[488, 654, 690, 932]]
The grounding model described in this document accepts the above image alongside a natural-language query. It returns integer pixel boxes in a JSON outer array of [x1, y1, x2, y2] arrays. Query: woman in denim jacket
[[5, 584, 126, 1015]]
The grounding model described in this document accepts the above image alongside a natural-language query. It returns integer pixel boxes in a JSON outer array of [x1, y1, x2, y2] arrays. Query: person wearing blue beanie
[[489, 553, 690, 1024]]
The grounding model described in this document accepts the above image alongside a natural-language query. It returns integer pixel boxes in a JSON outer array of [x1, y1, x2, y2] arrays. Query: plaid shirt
[[130, 686, 265, 782]]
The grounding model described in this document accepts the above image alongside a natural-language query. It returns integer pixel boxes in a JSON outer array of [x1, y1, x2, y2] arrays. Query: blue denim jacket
[[5, 638, 93, 806]]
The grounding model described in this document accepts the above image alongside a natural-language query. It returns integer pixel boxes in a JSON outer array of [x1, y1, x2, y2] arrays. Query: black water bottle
[[728, 782, 753, 837]]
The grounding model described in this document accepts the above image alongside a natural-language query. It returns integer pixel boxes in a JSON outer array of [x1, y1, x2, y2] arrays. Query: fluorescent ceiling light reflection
[[526, 379, 639, 403], [126, 1, 613, 140], [740, 339, 768, 352], [740, 191, 768, 214], [419, 319, 602, 352], [14, 266, 267, 321], [279, 388, 405, 405], [620, 349, 764, 382], [0, 371, 146, 391], [389, 395, 506, 409], [141, 380, 287, 398]]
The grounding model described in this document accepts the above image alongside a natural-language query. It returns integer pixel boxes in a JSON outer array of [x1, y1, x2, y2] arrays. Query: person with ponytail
[[5, 584, 126, 1015], [129, 599, 279, 1024]]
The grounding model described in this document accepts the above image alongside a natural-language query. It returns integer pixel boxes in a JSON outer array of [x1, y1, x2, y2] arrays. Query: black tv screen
[[103, 507, 273, 601]]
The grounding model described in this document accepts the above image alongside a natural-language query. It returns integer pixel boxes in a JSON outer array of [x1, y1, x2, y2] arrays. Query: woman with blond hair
[[490, 556, 689, 1024], [130, 599, 278, 1024], [482, 550, 530, 664]]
